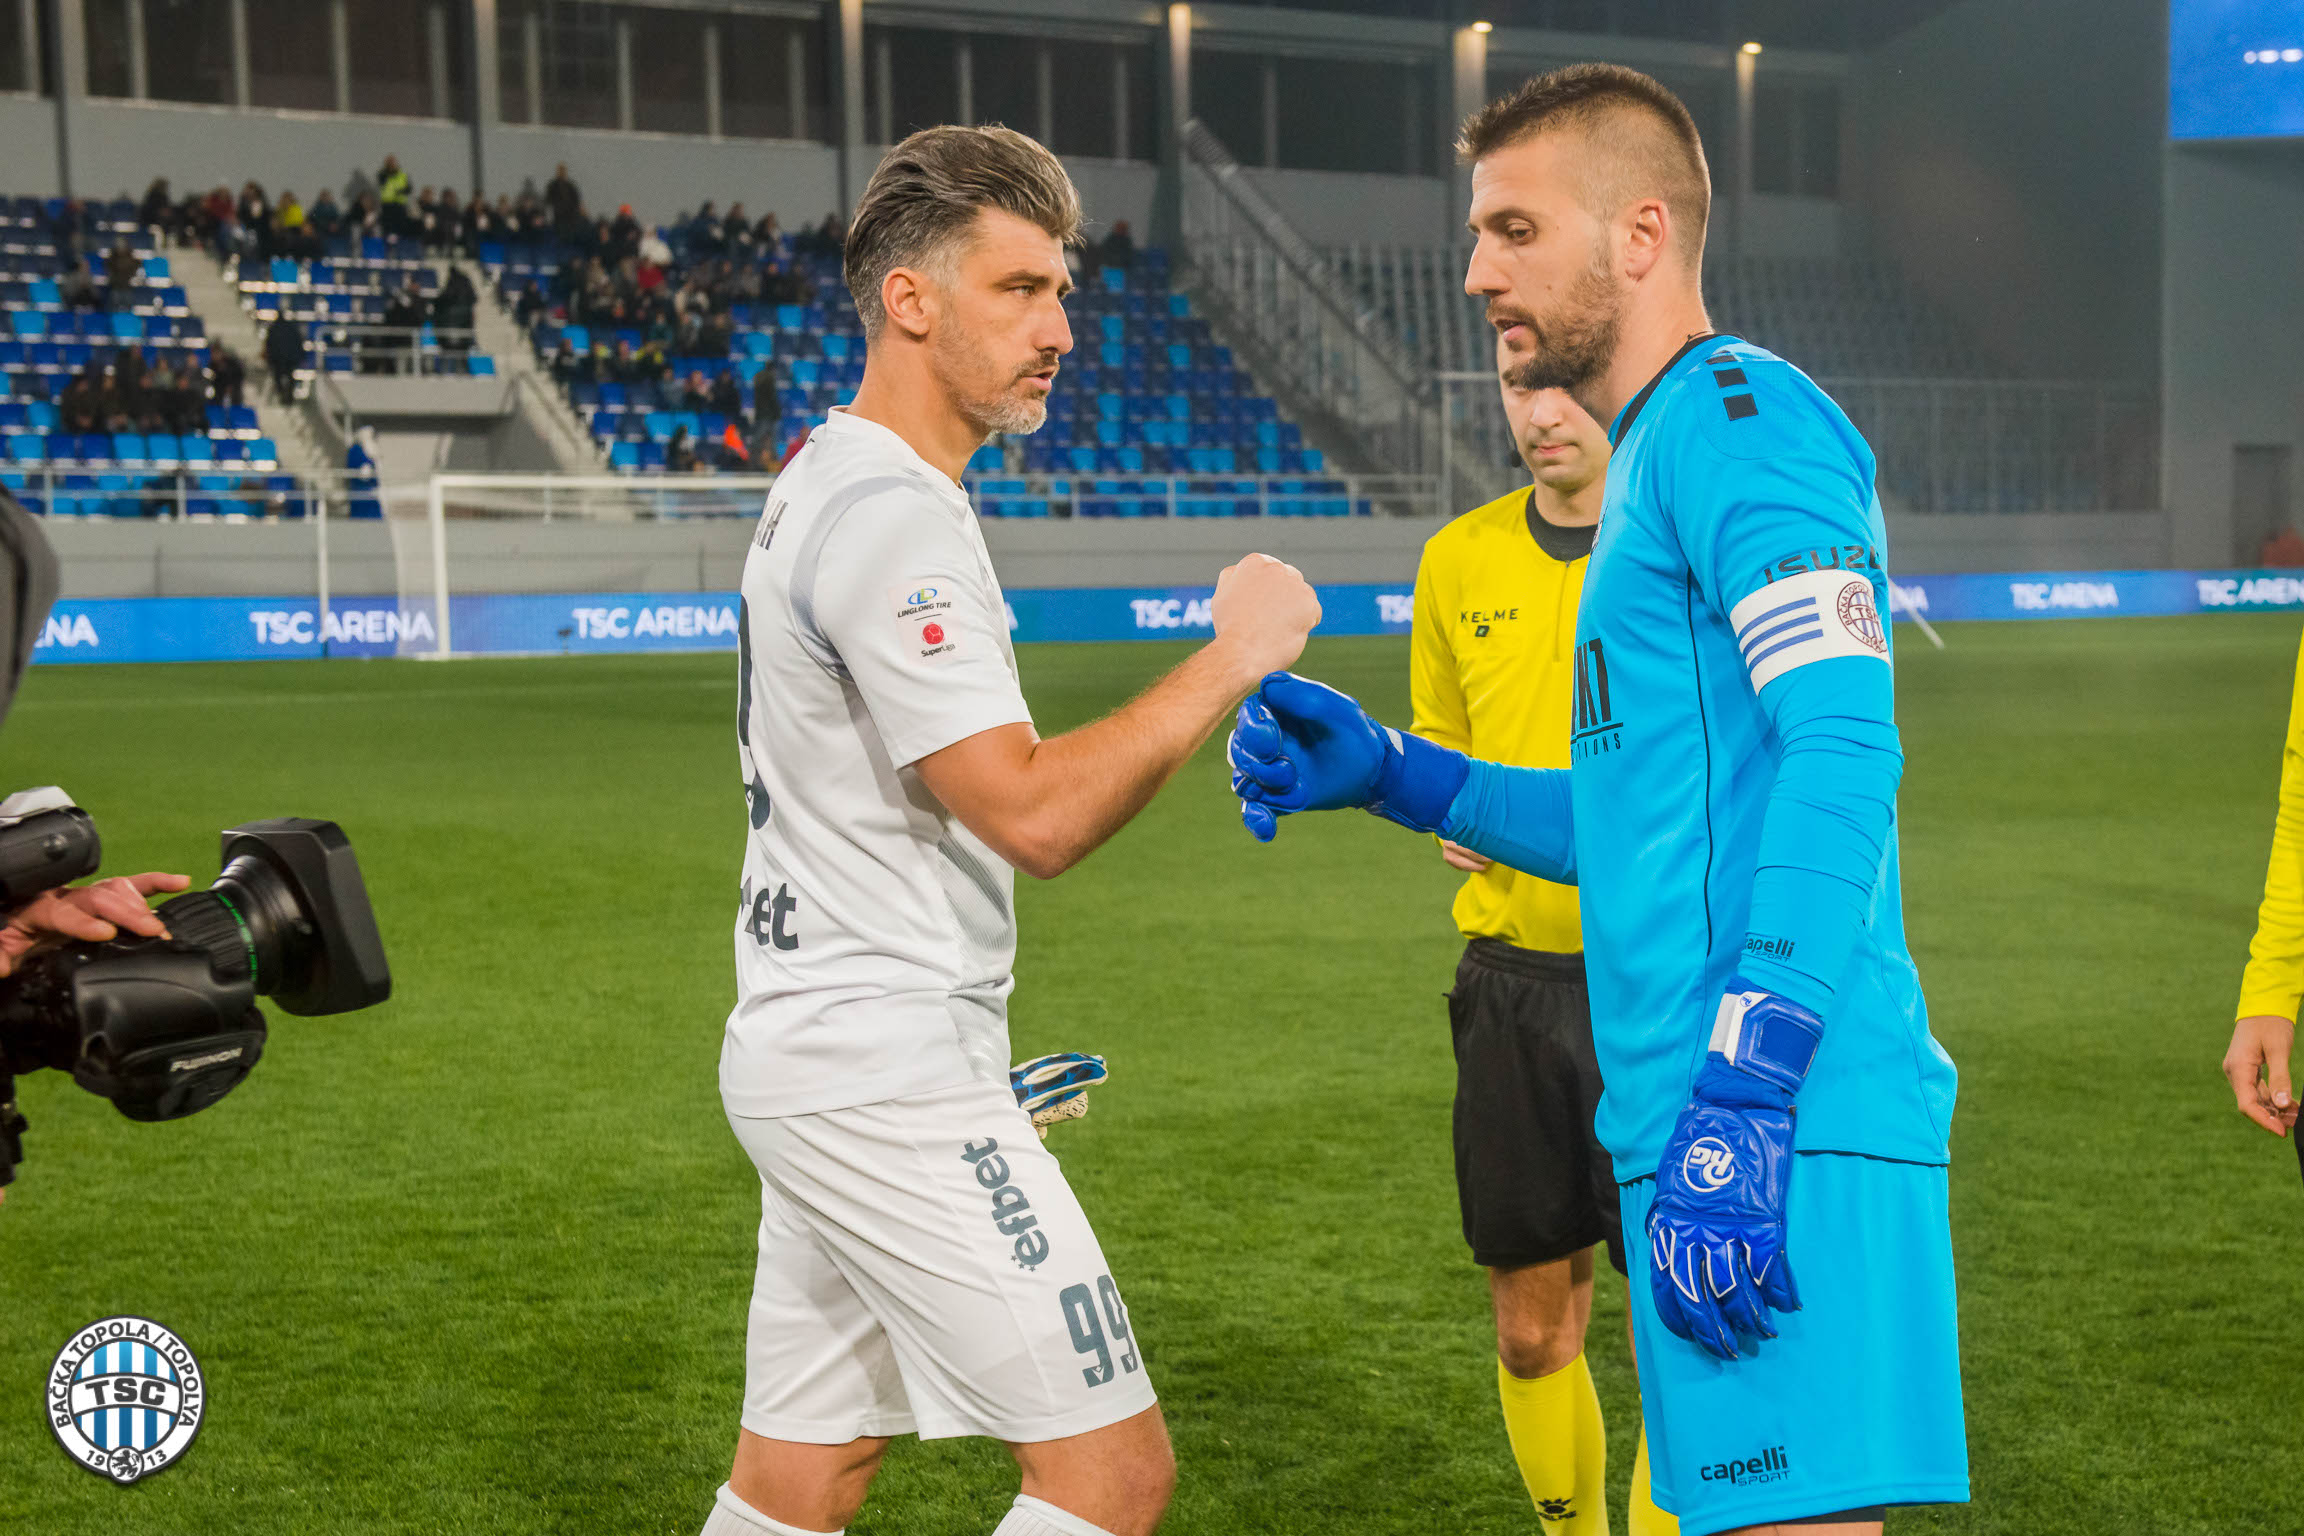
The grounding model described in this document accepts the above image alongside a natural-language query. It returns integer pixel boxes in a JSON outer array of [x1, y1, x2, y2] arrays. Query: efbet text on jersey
[[961, 1138, 1052, 1270]]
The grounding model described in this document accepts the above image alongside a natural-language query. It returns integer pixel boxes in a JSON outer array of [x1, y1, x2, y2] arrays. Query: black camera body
[[0, 808, 389, 1178]]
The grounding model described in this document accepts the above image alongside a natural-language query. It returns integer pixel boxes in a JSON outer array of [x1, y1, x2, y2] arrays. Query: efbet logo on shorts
[[961, 1137, 1051, 1270], [1682, 1137, 1739, 1190], [47, 1316, 205, 1484]]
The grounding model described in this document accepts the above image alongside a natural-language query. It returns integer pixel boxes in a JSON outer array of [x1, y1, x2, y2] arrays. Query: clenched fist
[[1210, 553, 1322, 682]]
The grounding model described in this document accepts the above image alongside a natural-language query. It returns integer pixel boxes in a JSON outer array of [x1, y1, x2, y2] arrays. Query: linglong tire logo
[[47, 1316, 205, 1483]]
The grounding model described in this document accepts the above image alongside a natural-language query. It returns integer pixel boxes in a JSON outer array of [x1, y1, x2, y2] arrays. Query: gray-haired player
[[699, 126, 1321, 1536]]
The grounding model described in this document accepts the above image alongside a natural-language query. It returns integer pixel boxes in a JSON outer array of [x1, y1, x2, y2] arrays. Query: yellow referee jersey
[[1410, 487, 1587, 954], [2237, 628, 2304, 1019]]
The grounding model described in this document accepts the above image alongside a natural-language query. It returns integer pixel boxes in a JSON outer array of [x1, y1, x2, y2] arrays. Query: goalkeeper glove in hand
[[1227, 671, 1468, 842], [1011, 1052, 1108, 1139], [1648, 978, 1823, 1360]]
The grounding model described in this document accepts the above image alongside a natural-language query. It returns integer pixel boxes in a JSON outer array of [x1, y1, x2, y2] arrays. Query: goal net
[[381, 473, 779, 658]]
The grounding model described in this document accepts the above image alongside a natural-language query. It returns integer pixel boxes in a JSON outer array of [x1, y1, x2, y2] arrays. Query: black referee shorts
[[1446, 938, 1626, 1275]]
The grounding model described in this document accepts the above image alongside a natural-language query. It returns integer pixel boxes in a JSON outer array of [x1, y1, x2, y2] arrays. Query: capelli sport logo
[[1700, 1445, 1791, 1487]]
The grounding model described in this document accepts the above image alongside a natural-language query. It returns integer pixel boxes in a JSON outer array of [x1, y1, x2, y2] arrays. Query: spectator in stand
[[273, 194, 313, 260], [265, 313, 306, 402], [665, 425, 698, 473], [548, 337, 585, 387], [345, 191, 382, 241], [725, 202, 757, 259], [380, 281, 427, 373], [209, 342, 247, 409], [59, 371, 101, 434], [59, 257, 101, 311], [169, 361, 205, 435], [638, 227, 672, 270], [138, 177, 174, 239], [633, 337, 670, 385], [679, 370, 713, 413], [435, 189, 463, 251], [545, 163, 583, 232], [514, 280, 548, 330], [308, 186, 344, 242], [236, 181, 270, 236], [754, 209, 781, 248], [685, 201, 725, 260], [607, 338, 641, 383], [376, 155, 411, 237], [104, 242, 141, 308], [412, 187, 439, 247], [636, 249, 667, 294], [709, 369, 743, 422], [432, 267, 478, 353], [607, 204, 642, 264], [1098, 218, 1136, 271], [49, 197, 95, 261], [674, 307, 710, 356]]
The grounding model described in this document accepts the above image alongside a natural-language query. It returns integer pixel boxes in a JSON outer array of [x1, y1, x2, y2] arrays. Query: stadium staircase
[[171, 246, 328, 476], [170, 247, 329, 474], [458, 256, 608, 474]]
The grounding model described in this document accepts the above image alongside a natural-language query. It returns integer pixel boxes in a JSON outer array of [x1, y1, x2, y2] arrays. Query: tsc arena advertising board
[[31, 571, 2304, 664]]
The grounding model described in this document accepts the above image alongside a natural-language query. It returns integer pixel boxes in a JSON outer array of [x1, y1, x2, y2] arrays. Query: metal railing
[[311, 324, 483, 376], [970, 472, 1435, 520], [1178, 121, 1449, 489], [1817, 377, 2159, 514], [10, 464, 375, 519]]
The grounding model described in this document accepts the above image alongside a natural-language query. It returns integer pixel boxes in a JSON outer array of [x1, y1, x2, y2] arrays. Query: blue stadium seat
[[8, 311, 42, 339], [246, 437, 278, 468], [179, 436, 215, 466], [28, 277, 60, 307], [608, 441, 639, 470], [469, 354, 496, 375], [4, 433, 41, 463], [141, 255, 170, 281]]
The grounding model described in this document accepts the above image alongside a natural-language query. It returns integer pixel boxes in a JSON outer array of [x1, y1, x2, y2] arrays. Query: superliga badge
[[47, 1316, 205, 1483]]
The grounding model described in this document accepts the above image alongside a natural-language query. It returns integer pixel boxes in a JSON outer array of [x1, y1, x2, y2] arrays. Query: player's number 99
[[1059, 1274, 1139, 1388]]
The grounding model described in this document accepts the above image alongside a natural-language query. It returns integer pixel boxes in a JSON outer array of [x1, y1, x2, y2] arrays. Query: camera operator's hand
[[0, 871, 190, 979]]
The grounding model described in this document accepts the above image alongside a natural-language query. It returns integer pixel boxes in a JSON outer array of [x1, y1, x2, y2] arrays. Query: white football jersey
[[722, 409, 1033, 1117]]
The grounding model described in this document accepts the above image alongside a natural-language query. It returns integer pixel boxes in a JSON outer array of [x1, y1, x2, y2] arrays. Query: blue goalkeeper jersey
[[1566, 335, 1956, 1181]]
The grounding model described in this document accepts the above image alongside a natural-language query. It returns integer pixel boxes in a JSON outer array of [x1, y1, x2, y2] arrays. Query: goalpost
[[383, 473, 781, 659]]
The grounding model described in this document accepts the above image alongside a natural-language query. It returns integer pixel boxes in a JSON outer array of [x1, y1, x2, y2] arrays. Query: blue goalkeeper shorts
[[1622, 1151, 1970, 1536]]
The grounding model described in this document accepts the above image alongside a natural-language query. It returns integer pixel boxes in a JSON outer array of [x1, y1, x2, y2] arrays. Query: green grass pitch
[[3, 616, 2301, 1534]]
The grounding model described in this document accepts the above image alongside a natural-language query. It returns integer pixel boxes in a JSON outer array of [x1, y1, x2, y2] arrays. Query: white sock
[[991, 1493, 1120, 1536], [700, 1481, 841, 1536]]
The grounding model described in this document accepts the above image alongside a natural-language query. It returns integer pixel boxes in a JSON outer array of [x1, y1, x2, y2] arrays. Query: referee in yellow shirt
[[1412, 337, 1669, 1534], [2226, 632, 2304, 1166]]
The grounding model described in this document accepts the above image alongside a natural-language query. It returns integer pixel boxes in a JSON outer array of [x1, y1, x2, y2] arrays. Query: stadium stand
[[1331, 244, 1991, 379], [228, 244, 493, 383], [489, 207, 1368, 518], [0, 194, 295, 518]]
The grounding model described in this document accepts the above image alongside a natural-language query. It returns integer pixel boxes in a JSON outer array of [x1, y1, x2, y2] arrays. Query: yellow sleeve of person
[[1408, 489, 1582, 955], [2229, 629, 2304, 1137]]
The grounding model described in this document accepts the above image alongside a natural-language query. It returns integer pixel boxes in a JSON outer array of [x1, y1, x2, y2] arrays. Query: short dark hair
[[1457, 63, 1711, 262], [844, 125, 1082, 338]]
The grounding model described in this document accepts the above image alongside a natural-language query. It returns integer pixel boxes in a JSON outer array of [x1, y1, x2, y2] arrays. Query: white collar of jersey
[[819, 407, 973, 513]]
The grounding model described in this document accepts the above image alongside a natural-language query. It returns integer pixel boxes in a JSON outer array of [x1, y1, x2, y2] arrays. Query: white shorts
[[726, 1077, 1158, 1444]]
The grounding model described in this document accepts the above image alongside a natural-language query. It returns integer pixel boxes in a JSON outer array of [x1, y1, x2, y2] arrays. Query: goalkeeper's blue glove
[[1011, 1052, 1107, 1138], [1226, 671, 1468, 843], [1648, 978, 1823, 1360]]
